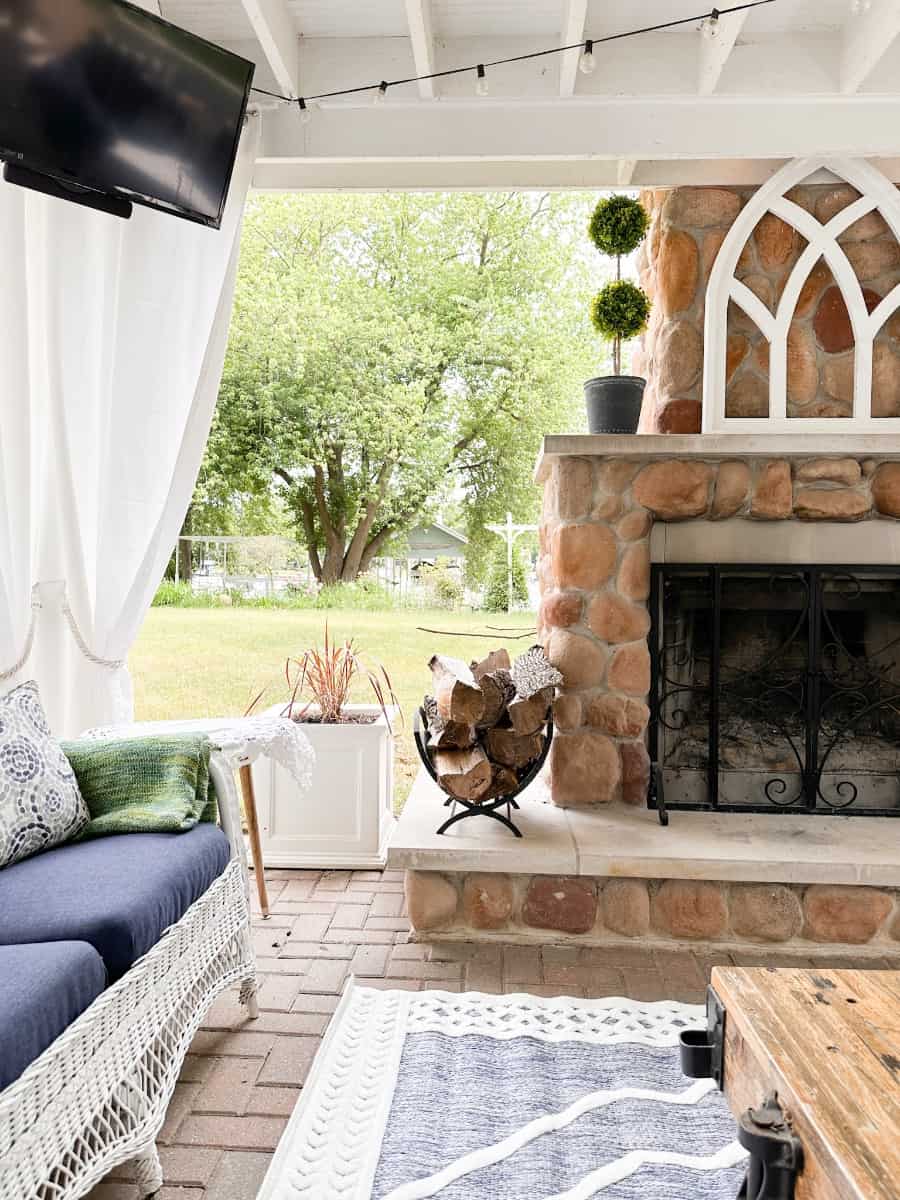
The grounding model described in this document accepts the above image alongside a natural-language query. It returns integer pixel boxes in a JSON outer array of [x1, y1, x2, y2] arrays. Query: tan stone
[[754, 212, 795, 270], [751, 461, 793, 520], [656, 398, 702, 434], [541, 590, 584, 629], [587, 593, 651, 644], [786, 326, 818, 407], [836, 209, 890, 241], [656, 321, 703, 395], [726, 373, 768, 419], [872, 463, 900, 517], [616, 509, 652, 542], [592, 494, 624, 522], [804, 885, 892, 944], [701, 229, 727, 277], [549, 731, 620, 807], [537, 553, 554, 593], [657, 230, 699, 315], [801, 397, 853, 419], [585, 694, 650, 737], [742, 273, 774, 311], [711, 461, 751, 519], [546, 629, 608, 689], [551, 524, 617, 590], [652, 881, 728, 940], [462, 873, 513, 930], [556, 458, 595, 521], [602, 879, 651, 937], [597, 460, 640, 493], [795, 260, 832, 318], [615, 544, 649, 604], [844, 239, 900, 281], [890, 909, 900, 942], [726, 333, 749, 383], [552, 692, 582, 731], [608, 642, 651, 697], [730, 885, 802, 943], [822, 352, 854, 405], [794, 488, 870, 521], [872, 341, 900, 418], [795, 458, 862, 485], [633, 461, 711, 519], [523, 876, 597, 934], [620, 741, 651, 806], [815, 184, 861, 224], [405, 871, 458, 932], [664, 187, 742, 228]]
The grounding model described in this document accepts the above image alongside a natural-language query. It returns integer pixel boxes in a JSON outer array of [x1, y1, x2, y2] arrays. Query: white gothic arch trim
[[702, 156, 900, 433]]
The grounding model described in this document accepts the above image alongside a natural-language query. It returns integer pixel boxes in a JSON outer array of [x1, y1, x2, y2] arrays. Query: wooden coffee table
[[689, 967, 900, 1200]]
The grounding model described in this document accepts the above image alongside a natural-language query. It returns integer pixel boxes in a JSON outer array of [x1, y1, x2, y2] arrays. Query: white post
[[506, 512, 514, 614]]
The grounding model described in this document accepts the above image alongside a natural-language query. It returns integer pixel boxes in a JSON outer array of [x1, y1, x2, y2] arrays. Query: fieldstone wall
[[634, 184, 900, 433], [406, 869, 900, 950], [538, 454, 900, 808]]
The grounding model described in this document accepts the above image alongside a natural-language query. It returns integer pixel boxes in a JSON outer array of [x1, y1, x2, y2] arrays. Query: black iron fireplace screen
[[648, 565, 900, 818]]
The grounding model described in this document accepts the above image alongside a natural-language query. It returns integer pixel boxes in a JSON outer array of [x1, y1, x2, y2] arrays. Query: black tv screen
[[0, 0, 255, 227]]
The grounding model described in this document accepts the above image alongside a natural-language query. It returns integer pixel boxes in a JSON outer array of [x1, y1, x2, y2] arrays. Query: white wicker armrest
[[209, 752, 251, 900]]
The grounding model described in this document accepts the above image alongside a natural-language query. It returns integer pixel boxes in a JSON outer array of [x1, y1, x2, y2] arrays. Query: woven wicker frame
[[0, 755, 257, 1200]]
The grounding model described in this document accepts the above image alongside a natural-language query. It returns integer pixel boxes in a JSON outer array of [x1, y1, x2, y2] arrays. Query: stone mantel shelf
[[390, 771, 900, 889], [535, 434, 900, 481]]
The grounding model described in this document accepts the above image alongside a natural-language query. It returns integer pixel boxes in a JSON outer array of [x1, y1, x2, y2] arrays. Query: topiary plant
[[588, 195, 651, 375]]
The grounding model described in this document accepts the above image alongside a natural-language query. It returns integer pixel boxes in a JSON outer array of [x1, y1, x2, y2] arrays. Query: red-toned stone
[[872, 463, 900, 517], [523, 877, 597, 934], [405, 872, 458, 932], [549, 731, 621, 807], [597, 459, 640, 494], [726, 333, 749, 383], [795, 260, 832, 318], [617, 543, 651, 602], [602, 879, 651, 937], [804, 886, 892, 944], [657, 229, 699, 315], [592, 494, 624, 521], [814, 285, 880, 353], [633, 461, 711, 519], [754, 212, 795, 270], [794, 488, 870, 521], [702, 229, 727, 277], [552, 692, 582, 731], [587, 593, 651, 644], [551, 524, 617, 590], [730, 885, 802, 942], [711, 461, 751, 519], [541, 591, 584, 629], [664, 187, 742, 228], [751, 461, 792, 520], [585, 694, 650, 737], [656, 398, 702, 434], [620, 741, 651, 807], [608, 642, 651, 697], [462, 874, 514, 930], [616, 509, 652, 542], [652, 881, 728, 940], [546, 629, 608, 689], [556, 458, 595, 521]]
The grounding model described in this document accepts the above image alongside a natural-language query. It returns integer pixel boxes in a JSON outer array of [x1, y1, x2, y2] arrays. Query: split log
[[511, 645, 563, 700], [429, 655, 485, 725], [434, 746, 492, 802], [507, 686, 554, 736], [428, 722, 477, 751], [471, 648, 511, 682], [478, 669, 515, 729], [485, 727, 544, 770], [482, 764, 520, 800]]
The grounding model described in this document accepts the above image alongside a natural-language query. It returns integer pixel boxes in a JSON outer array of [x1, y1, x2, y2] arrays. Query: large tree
[[200, 191, 599, 584]]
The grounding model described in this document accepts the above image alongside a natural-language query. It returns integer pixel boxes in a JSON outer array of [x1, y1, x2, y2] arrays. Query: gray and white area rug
[[257, 983, 747, 1200]]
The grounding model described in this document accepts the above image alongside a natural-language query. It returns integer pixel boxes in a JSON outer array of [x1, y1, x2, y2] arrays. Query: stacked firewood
[[422, 645, 562, 803]]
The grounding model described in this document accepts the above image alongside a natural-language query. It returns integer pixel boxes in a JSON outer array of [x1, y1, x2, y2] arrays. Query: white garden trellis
[[703, 156, 900, 434]]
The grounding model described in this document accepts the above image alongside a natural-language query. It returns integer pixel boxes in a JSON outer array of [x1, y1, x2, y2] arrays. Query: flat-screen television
[[0, 0, 255, 227]]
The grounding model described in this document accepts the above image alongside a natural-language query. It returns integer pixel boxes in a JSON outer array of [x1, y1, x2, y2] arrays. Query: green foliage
[[152, 581, 221, 607], [418, 560, 464, 609], [588, 195, 650, 258], [314, 581, 397, 611], [590, 280, 652, 342], [484, 543, 529, 612]]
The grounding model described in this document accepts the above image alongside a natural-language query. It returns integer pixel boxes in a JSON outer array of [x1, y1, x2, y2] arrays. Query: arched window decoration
[[703, 156, 900, 432]]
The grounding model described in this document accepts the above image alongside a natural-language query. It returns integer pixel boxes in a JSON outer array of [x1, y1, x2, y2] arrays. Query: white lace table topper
[[83, 714, 314, 790]]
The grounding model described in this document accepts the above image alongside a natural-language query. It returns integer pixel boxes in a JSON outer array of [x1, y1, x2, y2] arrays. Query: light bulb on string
[[476, 64, 489, 96], [579, 39, 596, 75], [373, 80, 388, 105], [298, 97, 312, 125], [703, 8, 720, 39]]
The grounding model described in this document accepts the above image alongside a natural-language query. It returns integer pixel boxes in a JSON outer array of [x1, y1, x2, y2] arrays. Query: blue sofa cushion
[[0, 941, 107, 1090], [0, 824, 231, 980]]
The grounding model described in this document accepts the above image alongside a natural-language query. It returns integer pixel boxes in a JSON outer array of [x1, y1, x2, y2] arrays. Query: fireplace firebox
[[648, 564, 900, 820]]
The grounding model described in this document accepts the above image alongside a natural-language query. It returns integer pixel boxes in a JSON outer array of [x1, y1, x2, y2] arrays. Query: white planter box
[[254, 703, 398, 869]]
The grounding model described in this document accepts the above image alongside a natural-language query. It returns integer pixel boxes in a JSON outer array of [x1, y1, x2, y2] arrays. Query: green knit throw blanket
[[61, 734, 218, 838]]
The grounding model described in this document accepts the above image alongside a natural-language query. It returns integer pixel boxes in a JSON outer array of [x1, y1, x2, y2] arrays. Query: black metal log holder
[[413, 707, 553, 838], [680, 988, 804, 1200]]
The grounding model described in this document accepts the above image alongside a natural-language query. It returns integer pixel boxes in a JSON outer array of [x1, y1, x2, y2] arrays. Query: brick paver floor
[[88, 867, 899, 1199]]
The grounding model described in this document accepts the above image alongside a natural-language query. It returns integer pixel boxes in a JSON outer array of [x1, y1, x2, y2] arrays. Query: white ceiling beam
[[239, 0, 300, 98], [404, 0, 436, 100], [840, 0, 900, 93], [559, 0, 589, 97], [698, 9, 748, 95], [616, 159, 638, 187]]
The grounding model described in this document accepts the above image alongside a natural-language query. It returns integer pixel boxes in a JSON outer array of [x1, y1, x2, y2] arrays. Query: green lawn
[[131, 607, 537, 804]]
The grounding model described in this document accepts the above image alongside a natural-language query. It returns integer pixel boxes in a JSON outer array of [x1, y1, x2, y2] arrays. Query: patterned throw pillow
[[0, 681, 89, 868]]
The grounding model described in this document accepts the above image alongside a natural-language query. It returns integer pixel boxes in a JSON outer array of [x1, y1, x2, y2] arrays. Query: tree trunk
[[177, 504, 194, 585]]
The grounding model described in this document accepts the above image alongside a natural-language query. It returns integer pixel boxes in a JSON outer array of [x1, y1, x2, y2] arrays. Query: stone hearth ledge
[[389, 770, 900, 889]]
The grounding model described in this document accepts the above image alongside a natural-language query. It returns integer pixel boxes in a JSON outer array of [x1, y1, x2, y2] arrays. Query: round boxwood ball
[[590, 279, 651, 340], [588, 195, 650, 257]]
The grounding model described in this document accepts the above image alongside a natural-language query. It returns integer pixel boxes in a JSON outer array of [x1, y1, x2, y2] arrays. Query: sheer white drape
[[0, 114, 260, 735]]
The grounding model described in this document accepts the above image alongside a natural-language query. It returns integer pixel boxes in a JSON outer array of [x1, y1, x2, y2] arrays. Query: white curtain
[[0, 114, 260, 736]]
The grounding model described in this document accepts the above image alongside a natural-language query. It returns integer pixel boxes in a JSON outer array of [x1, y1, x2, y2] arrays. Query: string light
[[298, 97, 312, 125], [579, 39, 596, 74], [475, 64, 489, 96], [250, 1, 777, 110]]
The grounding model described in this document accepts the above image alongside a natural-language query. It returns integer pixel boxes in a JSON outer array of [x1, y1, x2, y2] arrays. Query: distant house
[[405, 522, 468, 564]]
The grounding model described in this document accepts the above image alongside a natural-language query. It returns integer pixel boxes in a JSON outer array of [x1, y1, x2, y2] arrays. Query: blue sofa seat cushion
[[0, 941, 107, 1091], [0, 824, 231, 980]]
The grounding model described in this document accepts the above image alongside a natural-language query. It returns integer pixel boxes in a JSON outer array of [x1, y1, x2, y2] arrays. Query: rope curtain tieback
[[0, 584, 42, 682], [59, 593, 125, 671], [0, 583, 125, 681]]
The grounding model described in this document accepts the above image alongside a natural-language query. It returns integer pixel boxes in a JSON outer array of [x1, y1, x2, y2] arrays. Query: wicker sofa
[[0, 755, 257, 1200]]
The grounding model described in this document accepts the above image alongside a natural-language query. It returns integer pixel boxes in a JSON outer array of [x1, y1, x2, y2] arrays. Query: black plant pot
[[584, 375, 646, 434]]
